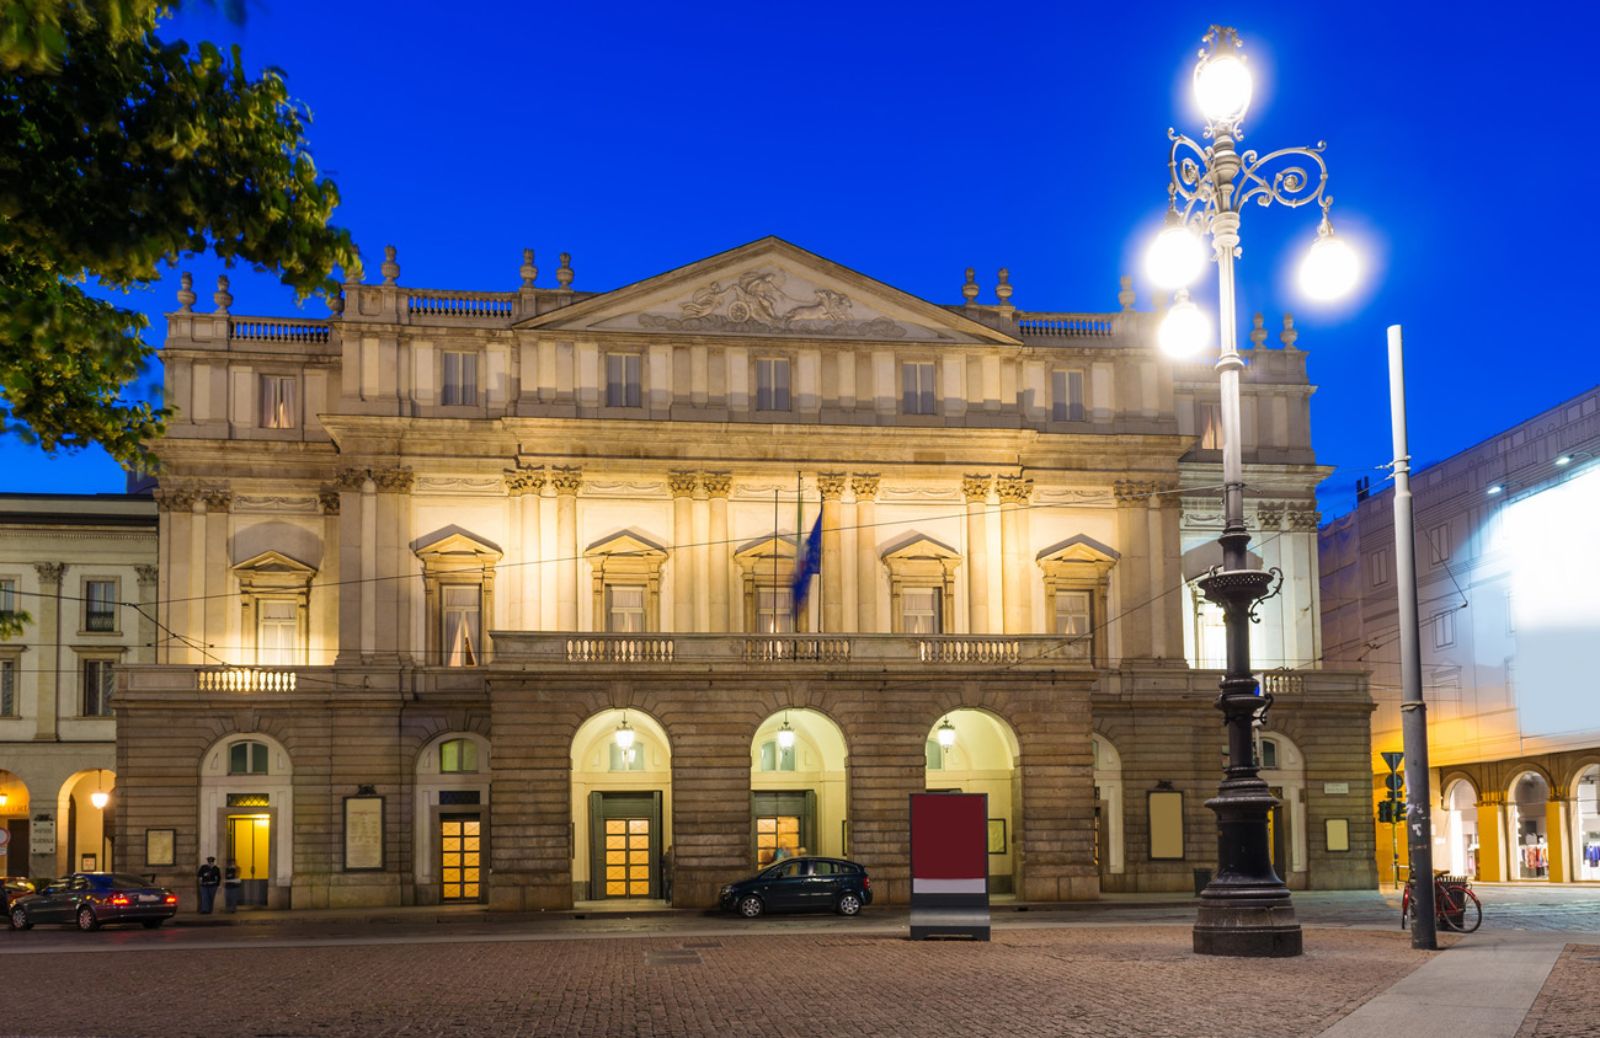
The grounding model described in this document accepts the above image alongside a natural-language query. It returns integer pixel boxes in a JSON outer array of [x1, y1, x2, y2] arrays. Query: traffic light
[[1377, 801, 1391, 824]]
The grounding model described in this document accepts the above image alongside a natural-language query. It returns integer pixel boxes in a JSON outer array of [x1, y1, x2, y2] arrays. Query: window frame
[[604, 352, 644, 409], [585, 534, 667, 633], [1368, 549, 1391, 588], [1037, 538, 1118, 665], [604, 583, 648, 634], [228, 740, 271, 776], [440, 349, 480, 408], [415, 533, 502, 667], [258, 372, 299, 429], [0, 653, 18, 718], [439, 738, 479, 774], [0, 576, 18, 622], [440, 584, 484, 668], [80, 656, 117, 717], [755, 356, 792, 412], [1197, 401, 1223, 450], [900, 361, 937, 416], [82, 578, 119, 634], [734, 537, 808, 634], [1427, 522, 1452, 566], [881, 537, 960, 635], [230, 551, 316, 667], [1051, 368, 1086, 423], [1432, 609, 1457, 649]]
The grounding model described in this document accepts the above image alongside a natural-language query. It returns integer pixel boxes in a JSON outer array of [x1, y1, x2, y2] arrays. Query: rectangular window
[[228, 742, 269, 775], [441, 351, 479, 406], [758, 740, 796, 772], [82, 659, 115, 716], [258, 374, 297, 429], [1428, 523, 1451, 565], [1198, 402, 1223, 450], [902, 587, 942, 634], [441, 585, 482, 667], [1052, 369, 1085, 422], [1432, 609, 1457, 649], [256, 600, 298, 666], [605, 354, 642, 408], [0, 577, 16, 618], [605, 585, 646, 633], [901, 362, 936, 415], [755, 357, 791, 412], [0, 658, 15, 717], [1054, 590, 1092, 660], [1368, 549, 1391, 587], [85, 580, 116, 632], [756, 587, 794, 633]]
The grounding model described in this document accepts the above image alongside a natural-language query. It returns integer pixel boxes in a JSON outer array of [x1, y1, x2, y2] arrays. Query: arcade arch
[[57, 769, 115, 874], [1092, 734, 1124, 879], [0, 770, 29, 875], [199, 733, 294, 907], [415, 732, 491, 904], [1439, 778, 1480, 879], [925, 708, 1021, 895], [749, 709, 848, 866], [1507, 770, 1551, 881], [571, 709, 671, 902]]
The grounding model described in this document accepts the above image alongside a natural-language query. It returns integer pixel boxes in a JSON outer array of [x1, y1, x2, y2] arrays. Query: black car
[[719, 856, 872, 918], [9, 873, 179, 932]]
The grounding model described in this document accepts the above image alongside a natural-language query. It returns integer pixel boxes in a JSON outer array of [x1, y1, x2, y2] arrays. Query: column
[[551, 466, 583, 630], [370, 467, 414, 660], [997, 476, 1033, 633], [669, 471, 698, 632], [962, 475, 992, 635], [31, 562, 64, 740], [317, 487, 341, 665], [1147, 486, 1175, 660], [133, 566, 159, 664], [507, 468, 546, 630], [818, 473, 846, 633], [200, 487, 232, 661], [852, 474, 880, 633], [1475, 793, 1505, 883], [1547, 796, 1572, 883], [1113, 480, 1154, 659], [692, 481, 712, 631], [335, 468, 368, 663], [704, 473, 732, 632]]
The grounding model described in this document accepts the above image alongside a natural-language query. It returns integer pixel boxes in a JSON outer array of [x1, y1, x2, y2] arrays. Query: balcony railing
[[196, 667, 297, 692], [1014, 313, 1115, 338], [406, 289, 518, 320], [228, 318, 332, 344]]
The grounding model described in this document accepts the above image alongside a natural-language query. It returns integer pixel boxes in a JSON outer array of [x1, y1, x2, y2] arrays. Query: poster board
[[145, 828, 176, 867], [1148, 790, 1185, 860], [343, 795, 384, 871], [1325, 818, 1351, 852], [909, 791, 990, 941]]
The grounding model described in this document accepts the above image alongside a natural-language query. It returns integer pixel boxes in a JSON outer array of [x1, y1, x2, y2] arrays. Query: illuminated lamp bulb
[[1158, 290, 1209, 358], [776, 719, 796, 751], [1487, 484, 1504, 496], [1145, 220, 1207, 290], [90, 790, 109, 810], [0, 791, 8, 808], [1194, 51, 1252, 124], [613, 719, 635, 752], [1298, 225, 1360, 302], [1556, 455, 1573, 467], [936, 717, 957, 750]]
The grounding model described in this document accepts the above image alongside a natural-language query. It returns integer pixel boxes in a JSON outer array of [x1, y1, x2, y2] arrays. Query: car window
[[811, 861, 838, 876], [771, 861, 805, 879], [67, 876, 88, 892]]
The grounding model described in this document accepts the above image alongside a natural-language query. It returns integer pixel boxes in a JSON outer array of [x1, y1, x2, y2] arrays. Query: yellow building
[[117, 237, 1375, 909]]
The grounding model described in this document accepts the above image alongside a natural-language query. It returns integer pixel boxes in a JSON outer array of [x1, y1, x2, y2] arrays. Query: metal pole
[[1388, 324, 1437, 950]]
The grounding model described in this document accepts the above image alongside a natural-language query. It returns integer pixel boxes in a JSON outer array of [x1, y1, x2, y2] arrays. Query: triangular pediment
[[584, 530, 668, 560], [1036, 535, 1120, 566], [881, 533, 961, 562], [414, 529, 504, 563], [231, 549, 316, 577], [733, 534, 798, 560], [517, 237, 1019, 345]]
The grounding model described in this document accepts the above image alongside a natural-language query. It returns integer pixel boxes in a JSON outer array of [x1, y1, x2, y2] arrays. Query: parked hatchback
[[719, 856, 872, 918], [9, 873, 179, 931]]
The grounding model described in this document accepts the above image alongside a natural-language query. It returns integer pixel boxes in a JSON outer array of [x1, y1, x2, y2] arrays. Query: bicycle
[[1400, 871, 1482, 933]]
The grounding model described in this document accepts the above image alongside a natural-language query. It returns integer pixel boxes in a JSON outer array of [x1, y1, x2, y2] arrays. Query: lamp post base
[[1194, 892, 1303, 957], [1192, 776, 1303, 958]]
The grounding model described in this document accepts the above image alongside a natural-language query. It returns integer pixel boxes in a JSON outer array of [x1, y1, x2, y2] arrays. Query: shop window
[[605, 353, 642, 408], [440, 738, 479, 774], [228, 741, 270, 776], [758, 739, 796, 772], [441, 351, 479, 406], [901, 361, 936, 415], [82, 658, 115, 716], [259, 374, 297, 428], [442, 586, 483, 667], [1052, 368, 1085, 422], [0, 656, 16, 716], [756, 357, 791, 412], [84, 579, 117, 632]]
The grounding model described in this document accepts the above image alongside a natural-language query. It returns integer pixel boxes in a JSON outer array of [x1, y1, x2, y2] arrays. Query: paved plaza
[[1, 888, 1598, 1038]]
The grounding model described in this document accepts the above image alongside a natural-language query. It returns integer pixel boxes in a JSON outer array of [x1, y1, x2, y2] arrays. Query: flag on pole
[[791, 513, 822, 618]]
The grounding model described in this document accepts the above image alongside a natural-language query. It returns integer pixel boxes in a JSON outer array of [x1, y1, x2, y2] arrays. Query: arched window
[[440, 739, 479, 774], [758, 739, 796, 772], [228, 740, 270, 775]]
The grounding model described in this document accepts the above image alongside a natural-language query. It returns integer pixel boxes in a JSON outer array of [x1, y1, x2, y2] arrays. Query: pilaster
[[669, 471, 698, 632], [963, 475, 993, 635], [1114, 480, 1157, 658], [851, 474, 879, 633], [31, 561, 65, 740], [997, 476, 1033, 633], [550, 467, 583, 631], [818, 472, 846, 633], [704, 473, 732, 632]]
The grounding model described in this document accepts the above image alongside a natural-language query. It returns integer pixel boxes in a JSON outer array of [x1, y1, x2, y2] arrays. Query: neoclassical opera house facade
[[118, 237, 1376, 910]]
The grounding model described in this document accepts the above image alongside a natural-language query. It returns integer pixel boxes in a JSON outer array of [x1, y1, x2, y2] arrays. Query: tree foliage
[[0, 0, 358, 465]]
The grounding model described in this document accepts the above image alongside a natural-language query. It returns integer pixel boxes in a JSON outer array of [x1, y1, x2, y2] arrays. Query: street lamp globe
[[1297, 229, 1360, 302], [1194, 51, 1252, 124], [90, 790, 110, 810], [1158, 292, 1209, 358], [776, 718, 796, 751], [1146, 222, 1207, 289]]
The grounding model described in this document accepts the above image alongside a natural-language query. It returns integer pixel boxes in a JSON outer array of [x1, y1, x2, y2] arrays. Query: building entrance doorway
[[589, 792, 661, 899], [1509, 772, 1551, 881], [226, 814, 271, 906], [1268, 786, 1288, 879], [753, 791, 815, 867], [439, 815, 482, 902]]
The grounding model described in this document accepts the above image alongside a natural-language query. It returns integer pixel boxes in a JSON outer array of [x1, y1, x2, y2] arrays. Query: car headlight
[[719, 885, 733, 896]]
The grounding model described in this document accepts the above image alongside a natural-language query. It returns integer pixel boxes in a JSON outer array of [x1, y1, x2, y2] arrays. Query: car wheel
[[9, 906, 30, 931], [76, 906, 99, 932], [836, 893, 863, 916], [141, 919, 164, 929], [737, 895, 764, 918]]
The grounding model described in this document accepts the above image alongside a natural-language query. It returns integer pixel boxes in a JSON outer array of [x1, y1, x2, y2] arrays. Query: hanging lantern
[[614, 718, 636, 752], [936, 717, 957, 750], [777, 715, 796, 751], [90, 770, 110, 810]]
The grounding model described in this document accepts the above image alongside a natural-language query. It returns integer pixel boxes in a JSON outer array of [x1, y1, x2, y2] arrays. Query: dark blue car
[[9, 873, 178, 931], [719, 856, 872, 918]]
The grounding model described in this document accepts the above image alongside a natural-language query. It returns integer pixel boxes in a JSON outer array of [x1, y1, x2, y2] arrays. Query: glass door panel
[[226, 814, 270, 906], [440, 815, 482, 901], [755, 815, 800, 867]]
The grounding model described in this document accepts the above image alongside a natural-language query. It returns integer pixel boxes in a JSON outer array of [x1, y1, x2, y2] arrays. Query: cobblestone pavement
[[0, 925, 1430, 1038], [1515, 944, 1600, 1038]]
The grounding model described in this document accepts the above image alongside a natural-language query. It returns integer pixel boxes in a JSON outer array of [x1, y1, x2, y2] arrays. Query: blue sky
[[11, 0, 1598, 518]]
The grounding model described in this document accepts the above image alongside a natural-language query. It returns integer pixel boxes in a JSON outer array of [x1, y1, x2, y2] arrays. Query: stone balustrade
[[228, 318, 331, 344], [405, 289, 518, 320], [196, 666, 298, 692], [1013, 313, 1115, 338]]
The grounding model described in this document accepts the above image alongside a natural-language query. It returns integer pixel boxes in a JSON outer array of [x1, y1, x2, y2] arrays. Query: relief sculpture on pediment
[[637, 268, 905, 338]]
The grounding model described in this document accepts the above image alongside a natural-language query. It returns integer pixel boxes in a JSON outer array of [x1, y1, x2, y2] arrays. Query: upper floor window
[[440, 738, 479, 774], [84, 580, 117, 632], [901, 362, 936, 415], [259, 374, 297, 429], [1427, 523, 1452, 566], [1052, 369, 1085, 422], [605, 353, 642, 408], [228, 740, 270, 775], [901, 586, 942, 634], [0, 657, 16, 717], [1258, 737, 1279, 769], [1368, 549, 1391, 587], [441, 351, 479, 406], [256, 600, 298, 666], [1197, 402, 1223, 450], [755, 587, 794, 634], [756, 357, 791, 412], [1053, 590, 1092, 660], [442, 585, 482, 667], [0, 577, 15, 621], [605, 584, 647, 633], [82, 659, 115, 716], [1432, 609, 1457, 650], [758, 739, 796, 772]]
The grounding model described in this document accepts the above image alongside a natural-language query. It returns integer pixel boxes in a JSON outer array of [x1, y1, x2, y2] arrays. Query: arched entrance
[[0, 770, 30, 876], [571, 709, 671, 902], [199, 734, 294, 908], [1257, 731, 1308, 887], [1507, 771, 1551, 880], [750, 710, 848, 867], [415, 732, 491, 904], [1440, 779, 1480, 879], [57, 770, 115, 874], [1092, 735, 1123, 883], [925, 709, 1021, 895], [1571, 766, 1600, 881]]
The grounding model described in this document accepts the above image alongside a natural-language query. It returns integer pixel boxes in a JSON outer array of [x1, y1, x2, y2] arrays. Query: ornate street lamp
[[1143, 26, 1358, 958], [776, 715, 797, 751], [935, 717, 957, 750]]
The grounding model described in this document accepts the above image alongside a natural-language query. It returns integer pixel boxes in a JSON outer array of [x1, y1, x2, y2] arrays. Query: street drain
[[681, 941, 722, 948], [646, 950, 703, 966]]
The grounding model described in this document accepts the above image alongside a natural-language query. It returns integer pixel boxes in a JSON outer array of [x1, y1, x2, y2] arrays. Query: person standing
[[223, 858, 241, 913], [196, 856, 221, 914]]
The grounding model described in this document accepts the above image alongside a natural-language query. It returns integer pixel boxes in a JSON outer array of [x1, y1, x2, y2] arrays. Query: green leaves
[[0, 0, 357, 466]]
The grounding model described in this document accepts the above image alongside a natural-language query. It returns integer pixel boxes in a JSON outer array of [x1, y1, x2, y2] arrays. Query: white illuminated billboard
[[1502, 465, 1600, 736]]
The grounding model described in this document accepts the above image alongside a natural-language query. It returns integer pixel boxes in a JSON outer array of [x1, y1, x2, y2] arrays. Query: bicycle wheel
[[1444, 885, 1482, 934]]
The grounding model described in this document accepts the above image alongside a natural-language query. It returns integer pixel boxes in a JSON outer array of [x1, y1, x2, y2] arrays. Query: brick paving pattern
[[1515, 944, 1600, 1038], [0, 925, 1430, 1038]]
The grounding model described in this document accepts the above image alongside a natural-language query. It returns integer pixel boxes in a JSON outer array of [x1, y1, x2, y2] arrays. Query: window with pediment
[[1036, 536, 1119, 664], [585, 532, 667, 632], [733, 535, 806, 633], [881, 535, 960, 634], [231, 550, 317, 666], [415, 531, 502, 666]]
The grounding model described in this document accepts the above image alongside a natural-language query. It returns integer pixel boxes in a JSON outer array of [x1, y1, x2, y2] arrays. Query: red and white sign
[[909, 791, 990, 940]]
